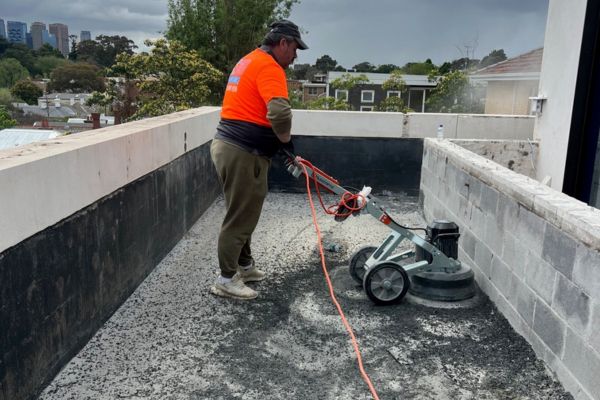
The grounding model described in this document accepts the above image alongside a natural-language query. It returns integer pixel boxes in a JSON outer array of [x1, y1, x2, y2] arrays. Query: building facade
[[471, 48, 543, 115], [6, 21, 27, 44], [30, 22, 46, 50], [0, 19, 6, 39], [49, 23, 69, 56], [80, 30, 91, 42], [326, 71, 437, 112]]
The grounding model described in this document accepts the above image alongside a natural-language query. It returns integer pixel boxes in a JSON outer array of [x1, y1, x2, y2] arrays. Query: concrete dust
[[40, 193, 572, 400]]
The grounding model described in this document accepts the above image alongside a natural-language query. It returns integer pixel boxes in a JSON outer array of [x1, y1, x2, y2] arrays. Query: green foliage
[[376, 96, 411, 113], [0, 88, 14, 107], [288, 88, 306, 109], [330, 73, 369, 90], [381, 70, 406, 91], [0, 105, 17, 129], [35, 43, 64, 58], [10, 79, 43, 105], [34, 56, 70, 78], [315, 55, 338, 72], [0, 58, 30, 88], [110, 39, 223, 119], [48, 63, 106, 92], [401, 60, 436, 75], [2, 44, 38, 75], [167, 0, 298, 74], [426, 70, 483, 113], [374, 64, 400, 73], [479, 49, 507, 68], [306, 96, 351, 111], [352, 61, 376, 73], [73, 35, 137, 67]]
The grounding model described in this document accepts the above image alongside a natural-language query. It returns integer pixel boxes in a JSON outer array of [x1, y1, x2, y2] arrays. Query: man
[[210, 20, 308, 299]]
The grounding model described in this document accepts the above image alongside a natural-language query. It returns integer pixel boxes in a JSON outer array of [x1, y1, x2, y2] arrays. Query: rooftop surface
[[39, 192, 571, 400]]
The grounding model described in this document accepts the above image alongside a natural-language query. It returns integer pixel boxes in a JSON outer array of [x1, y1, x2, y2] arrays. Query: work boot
[[210, 276, 258, 300], [236, 261, 266, 283]]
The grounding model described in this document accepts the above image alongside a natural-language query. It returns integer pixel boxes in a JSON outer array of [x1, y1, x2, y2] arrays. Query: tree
[[0, 105, 17, 129], [315, 54, 338, 72], [401, 60, 436, 75], [0, 88, 14, 107], [306, 96, 350, 111], [2, 44, 38, 76], [68, 34, 78, 61], [330, 73, 369, 90], [376, 96, 411, 113], [34, 56, 70, 78], [479, 49, 507, 68], [10, 79, 43, 105], [0, 58, 30, 87], [108, 39, 223, 119], [167, 0, 298, 74], [75, 35, 137, 67], [35, 43, 64, 58], [352, 61, 376, 72], [382, 70, 406, 91], [48, 63, 106, 92], [426, 70, 483, 113], [375, 64, 400, 73]]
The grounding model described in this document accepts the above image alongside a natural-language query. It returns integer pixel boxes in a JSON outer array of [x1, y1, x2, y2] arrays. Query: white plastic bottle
[[437, 124, 444, 139]]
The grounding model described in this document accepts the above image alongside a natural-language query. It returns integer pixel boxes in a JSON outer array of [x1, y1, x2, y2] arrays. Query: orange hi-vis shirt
[[221, 48, 288, 127]]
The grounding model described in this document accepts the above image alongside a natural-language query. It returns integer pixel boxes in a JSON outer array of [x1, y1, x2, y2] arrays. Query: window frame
[[361, 90, 375, 103], [335, 89, 349, 101]]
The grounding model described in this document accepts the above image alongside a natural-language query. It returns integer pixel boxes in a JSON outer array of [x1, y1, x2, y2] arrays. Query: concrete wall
[[291, 110, 534, 140], [453, 139, 539, 178], [534, 0, 588, 190], [420, 138, 600, 400], [0, 108, 222, 400], [485, 80, 539, 115]]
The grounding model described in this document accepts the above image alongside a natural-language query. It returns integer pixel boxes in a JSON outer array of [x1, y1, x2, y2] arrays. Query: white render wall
[[421, 138, 600, 400], [292, 110, 534, 140], [0, 107, 221, 253], [534, 0, 588, 190]]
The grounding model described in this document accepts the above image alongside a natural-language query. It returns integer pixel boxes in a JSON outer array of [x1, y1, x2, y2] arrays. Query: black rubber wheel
[[363, 261, 410, 305], [349, 246, 377, 284]]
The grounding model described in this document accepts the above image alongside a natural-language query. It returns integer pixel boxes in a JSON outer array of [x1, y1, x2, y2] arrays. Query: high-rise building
[[0, 19, 6, 39], [30, 21, 46, 50], [80, 30, 91, 42], [49, 23, 69, 56], [7, 21, 27, 44], [42, 30, 57, 49]]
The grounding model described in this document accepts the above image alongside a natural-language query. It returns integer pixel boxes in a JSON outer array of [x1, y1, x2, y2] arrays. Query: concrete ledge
[[0, 107, 221, 253]]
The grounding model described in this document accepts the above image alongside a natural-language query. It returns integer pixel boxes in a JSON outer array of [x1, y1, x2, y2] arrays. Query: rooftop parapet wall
[[0, 107, 221, 254], [420, 138, 600, 400], [292, 110, 534, 139]]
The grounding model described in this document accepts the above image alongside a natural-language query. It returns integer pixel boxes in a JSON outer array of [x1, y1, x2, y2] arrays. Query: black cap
[[268, 20, 308, 50]]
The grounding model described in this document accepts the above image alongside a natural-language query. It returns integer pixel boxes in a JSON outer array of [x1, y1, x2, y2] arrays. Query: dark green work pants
[[210, 139, 271, 278]]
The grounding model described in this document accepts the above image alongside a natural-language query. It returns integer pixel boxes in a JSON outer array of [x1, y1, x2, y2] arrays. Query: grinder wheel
[[349, 246, 377, 284], [363, 261, 409, 305]]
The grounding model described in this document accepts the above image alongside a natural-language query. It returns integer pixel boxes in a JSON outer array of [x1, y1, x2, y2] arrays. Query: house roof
[[327, 71, 437, 87], [471, 48, 543, 82], [0, 128, 61, 150]]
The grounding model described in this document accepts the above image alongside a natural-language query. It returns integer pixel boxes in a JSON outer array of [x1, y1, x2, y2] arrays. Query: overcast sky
[[1, 0, 549, 68]]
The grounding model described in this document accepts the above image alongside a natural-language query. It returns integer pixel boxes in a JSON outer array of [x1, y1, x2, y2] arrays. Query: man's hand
[[280, 139, 295, 158]]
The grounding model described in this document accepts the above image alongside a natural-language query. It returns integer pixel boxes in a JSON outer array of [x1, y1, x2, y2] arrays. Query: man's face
[[276, 39, 298, 68]]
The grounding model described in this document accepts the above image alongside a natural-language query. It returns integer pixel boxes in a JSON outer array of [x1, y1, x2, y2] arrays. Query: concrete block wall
[[420, 138, 600, 400]]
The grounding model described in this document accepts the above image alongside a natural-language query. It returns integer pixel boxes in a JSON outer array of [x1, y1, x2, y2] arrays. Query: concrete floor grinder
[[285, 152, 476, 305]]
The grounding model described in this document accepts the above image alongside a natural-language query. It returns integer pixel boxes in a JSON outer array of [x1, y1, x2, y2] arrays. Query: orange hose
[[299, 163, 381, 400]]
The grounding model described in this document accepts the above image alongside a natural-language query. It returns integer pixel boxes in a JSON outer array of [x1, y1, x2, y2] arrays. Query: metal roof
[[20, 105, 78, 118], [0, 128, 61, 150]]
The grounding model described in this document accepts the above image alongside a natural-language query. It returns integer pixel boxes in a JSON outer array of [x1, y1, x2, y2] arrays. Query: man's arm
[[267, 97, 292, 143]]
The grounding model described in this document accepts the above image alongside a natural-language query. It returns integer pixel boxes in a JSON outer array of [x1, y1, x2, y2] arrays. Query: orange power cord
[[298, 159, 380, 400]]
